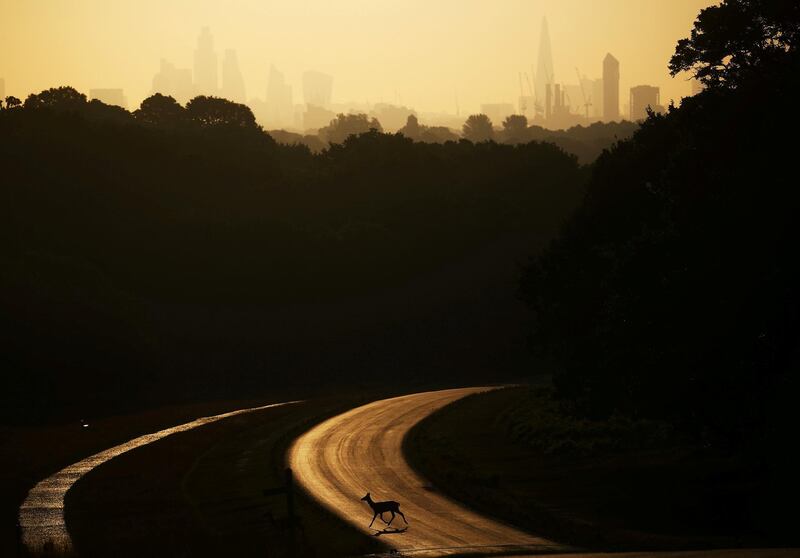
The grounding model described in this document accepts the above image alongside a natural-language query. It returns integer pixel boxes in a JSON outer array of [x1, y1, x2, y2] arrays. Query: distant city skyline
[[2, 1, 716, 116]]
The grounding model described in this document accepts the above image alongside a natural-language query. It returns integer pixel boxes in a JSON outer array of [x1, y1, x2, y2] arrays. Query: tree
[[501, 114, 528, 143], [669, 0, 800, 87], [399, 114, 421, 140], [84, 99, 133, 124], [134, 93, 186, 127], [24, 86, 87, 111], [185, 95, 258, 128], [5, 96, 23, 110], [319, 113, 383, 145], [420, 126, 459, 144], [522, 10, 800, 437], [462, 114, 494, 142]]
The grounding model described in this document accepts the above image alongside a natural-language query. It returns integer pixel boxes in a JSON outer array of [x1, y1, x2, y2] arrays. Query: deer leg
[[380, 512, 389, 524], [369, 513, 377, 528], [397, 510, 408, 524], [387, 511, 395, 526]]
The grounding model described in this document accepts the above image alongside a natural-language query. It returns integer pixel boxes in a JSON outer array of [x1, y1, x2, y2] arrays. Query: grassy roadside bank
[[2, 393, 306, 558], [65, 395, 385, 558], [2, 387, 402, 558], [403, 386, 780, 552]]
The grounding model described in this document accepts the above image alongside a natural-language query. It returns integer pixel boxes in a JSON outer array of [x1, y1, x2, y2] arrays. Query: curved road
[[289, 387, 566, 556], [18, 400, 298, 555]]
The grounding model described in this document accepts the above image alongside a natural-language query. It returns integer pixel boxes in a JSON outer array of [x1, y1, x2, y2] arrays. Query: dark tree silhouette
[[84, 99, 133, 124], [419, 126, 459, 144], [501, 114, 528, 143], [1, 85, 584, 424], [5, 96, 22, 110], [135, 93, 186, 127], [462, 114, 494, 142], [399, 114, 421, 140], [24, 86, 87, 110], [185, 95, 258, 128], [396, 115, 461, 144], [521, 0, 800, 449], [669, 0, 800, 87], [319, 113, 383, 144]]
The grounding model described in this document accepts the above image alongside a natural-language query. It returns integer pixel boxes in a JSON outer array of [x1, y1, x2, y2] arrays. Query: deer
[[360, 492, 408, 528]]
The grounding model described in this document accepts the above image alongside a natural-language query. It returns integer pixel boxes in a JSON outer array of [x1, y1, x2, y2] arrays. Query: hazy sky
[[1, 0, 716, 114]]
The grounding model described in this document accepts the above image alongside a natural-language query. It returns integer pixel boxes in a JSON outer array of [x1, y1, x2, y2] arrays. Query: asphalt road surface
[[17, 400, 297, 555], [288, 387, 566, 556]]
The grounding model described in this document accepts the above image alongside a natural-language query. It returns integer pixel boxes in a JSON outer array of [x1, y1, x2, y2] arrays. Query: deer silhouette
[[360, 492, 408, 528]]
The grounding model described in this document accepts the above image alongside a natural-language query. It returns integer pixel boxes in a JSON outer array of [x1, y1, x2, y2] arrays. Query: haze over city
[[2, 0, 715, 124], [4, 1, 800, 557]]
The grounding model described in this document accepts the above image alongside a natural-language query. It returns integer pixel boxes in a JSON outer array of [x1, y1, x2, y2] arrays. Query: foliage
[[669, 0, 800, 87], [4, 96, 22, 109], [1, 89, 584, 423], [397, 114, 460, 144], [185, 95, 258, 128], [521, 26, 800, 445], [24, 86, 87, 110], [134, 93, 186, 127], [319, 112, 383, 144], [501, 114, 528, 143], [462, 113, 494, 142]]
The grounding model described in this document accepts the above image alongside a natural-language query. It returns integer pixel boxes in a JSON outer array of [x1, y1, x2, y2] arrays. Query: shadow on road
[[372, 527, 408, 537]]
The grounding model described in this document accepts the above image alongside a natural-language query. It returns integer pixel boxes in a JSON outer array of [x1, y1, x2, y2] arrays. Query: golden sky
[[1, 0, 716, 114]]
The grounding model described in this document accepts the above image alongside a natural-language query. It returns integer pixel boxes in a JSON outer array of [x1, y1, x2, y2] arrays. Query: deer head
[[360, 492, 371, 502]]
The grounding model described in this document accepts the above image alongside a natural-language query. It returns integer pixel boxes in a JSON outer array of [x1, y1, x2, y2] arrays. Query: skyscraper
[[266, 65, 294, 128], [221, 49, 246, 103], [194, 27, 218, 96], [302, 71, 333, 108], [603, 53, 620, 121], [630, 85, 660, 120], [534, 17, 554, 105], [152, 59, 193, 103], [90, 88, 127, 108]]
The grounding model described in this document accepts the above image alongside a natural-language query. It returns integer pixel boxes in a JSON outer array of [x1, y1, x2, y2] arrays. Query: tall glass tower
[[194, 27, 218, 96]]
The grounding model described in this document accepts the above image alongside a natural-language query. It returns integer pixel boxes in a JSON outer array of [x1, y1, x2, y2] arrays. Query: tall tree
[[501, 114, 528, 143], [135, 93, 186, 128], [185, 95, 258, 128], [462, 114, 494, 142], [4, 96, 22, 109], [399, 114, 421, 140], [24, 86, 87, 111], [669, 0, 800, 87], [319, 113, 383, 145]]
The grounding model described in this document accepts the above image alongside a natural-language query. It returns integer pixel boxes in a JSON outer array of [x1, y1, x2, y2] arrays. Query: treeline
[[2, 88, 636, 165], [521, 0, 800, 449], [1, 89, 586, 423], [270, 112, 637, 164]]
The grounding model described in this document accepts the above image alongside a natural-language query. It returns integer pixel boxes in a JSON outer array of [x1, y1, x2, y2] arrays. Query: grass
[[404, 385, 776, 552], [2, 394, 302, 558], [4, 389, 404, 558], [62, 395, 386, 558]]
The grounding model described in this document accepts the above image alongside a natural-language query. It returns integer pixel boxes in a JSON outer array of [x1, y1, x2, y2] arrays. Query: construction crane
[[575, 67, 592, 119], [525, 72, 535, 98], [524, 72, 541, 119], [518, 72, 527, 115]]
